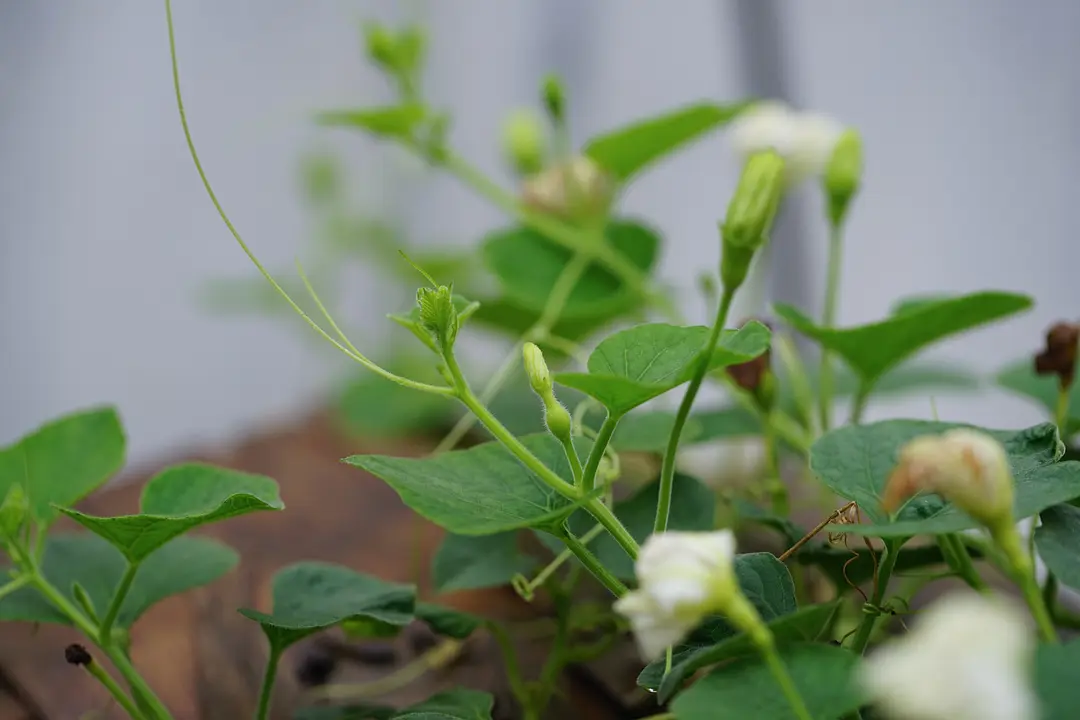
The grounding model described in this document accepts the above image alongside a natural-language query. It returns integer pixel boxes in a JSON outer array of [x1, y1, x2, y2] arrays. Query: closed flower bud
[[541, 74, 565, 123], [543, 399, 573, 446], [859, 591, 1037, 720], [362, 24, 397, 70], [416, 285, 459, 352], [882, 429, 1014, 533], [522, 156, 614, 222], [722, 150, 786, 251], [823, 128, 863, 226], [522, 342, 553, 397], [614, 530, 744, 660], [501, 108, 547, 176]]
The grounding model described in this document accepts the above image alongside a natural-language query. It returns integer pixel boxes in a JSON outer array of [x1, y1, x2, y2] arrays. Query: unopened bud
[[523, 342, 553, 397], [823, 129, 863, 226], [522, 156, 614, 222], [719, 151, 785, 291], [542, 75, 565, 123], [501, 109, 546, 176], [1034, 321, 1080, 389], [882, 429, 1014, 534], [544, 399, 574, 445], [0, 484, 28, 540], [416, 285, 458, 352], [362, 24, 397, 69]]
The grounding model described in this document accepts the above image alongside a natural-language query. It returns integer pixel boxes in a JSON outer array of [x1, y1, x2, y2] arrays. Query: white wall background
[[2, 0, 1078, 468]]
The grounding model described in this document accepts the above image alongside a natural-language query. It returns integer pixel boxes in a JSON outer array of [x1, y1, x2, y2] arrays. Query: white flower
[[860, 591, 1037, 720], [613, 530, 737, 660], [883, 428, 1014, 530], [729, 101, 844, 183]]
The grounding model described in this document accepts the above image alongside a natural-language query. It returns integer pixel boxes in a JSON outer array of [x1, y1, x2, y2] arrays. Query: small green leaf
[[583, 101, 749, 182], [388, 294, 478, 353], [0, 534, 237, 627], [0, 406, 125, 523], [239, 562, 415, 653], [1036, 639, 1080, 720], [636, 552, 797, 690], [774, 291, 1032, 387], [294, 688, 493, 720], [317, 104, 427, 139], [556, 321, 771, 415], [650, 602, 840, 702], [431, 532, 536, 593], [413, 602, 482, 639], [58, 463, 282, 563], [609, 411, 703, 453], [997, 360, 1080, 437], [669, 643, 862, 720], [811, 420, 1080, 537], [1035, 504, 1080, 591], [479, 220, 659, 323], [345, 434, 587, 536]]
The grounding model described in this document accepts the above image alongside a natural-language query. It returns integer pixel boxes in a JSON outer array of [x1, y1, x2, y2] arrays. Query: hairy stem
[[581, 413, 620, 493], [98, 562, 139, 644], [561, 531, 628, 597], [849, 538, 901, 654], [254, 649, 281, 720]]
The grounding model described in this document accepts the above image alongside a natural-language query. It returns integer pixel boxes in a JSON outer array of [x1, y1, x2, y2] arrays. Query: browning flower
[[1034, 321, 1080, 388]]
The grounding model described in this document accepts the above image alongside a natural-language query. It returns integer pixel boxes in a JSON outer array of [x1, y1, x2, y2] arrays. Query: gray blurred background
[[2, 0, 1078, 469]]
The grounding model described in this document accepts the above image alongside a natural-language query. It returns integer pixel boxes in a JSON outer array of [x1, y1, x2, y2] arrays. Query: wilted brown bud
[[726, 318, 772, 393], [1034, 321, 1080, 388]]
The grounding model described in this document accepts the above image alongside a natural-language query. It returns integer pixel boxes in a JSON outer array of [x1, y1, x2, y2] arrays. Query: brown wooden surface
[[0, 411, 641, 720]]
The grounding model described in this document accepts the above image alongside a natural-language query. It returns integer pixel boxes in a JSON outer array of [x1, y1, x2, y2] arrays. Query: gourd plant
[[3, 5, 1080, 720]]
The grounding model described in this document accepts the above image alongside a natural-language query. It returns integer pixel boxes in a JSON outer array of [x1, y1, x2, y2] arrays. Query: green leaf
[[686, 406, 762, 443], [294, 688, 493, 720], [58, 463, 282, 563], [317, 104, 427, 139], [388, 294, 478, 353], [1035, 504, 1080, 591], [239, 562, 415, 652], [479, 220, 658, 322], [413, 602, 482, 640], [609, 411, 703, 453], [556, 321, 771, 415], [430, 532, 536, 593], [774, 291, 1032, 386], [0, 484, 29, 539], [650, 602, 840, 702], [811, 420, 1080, 537], [636, 552, 796, 690], [1036, 639, 1080, 720], [997, 359, 1080, 437], [345, 434, 586, 536], [0, 407, 125, 523], [583, 101, 749, 182], [0, 534, 237, 627], [669, 643, 862, 720]]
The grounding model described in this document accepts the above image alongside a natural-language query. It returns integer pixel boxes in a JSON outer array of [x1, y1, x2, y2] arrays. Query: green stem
[[488, 622, 530, 710], [582, 413, 620, 493], [849, 381, 872, 425], [1044, 572, 1060, 624], [254, 649, 281, 720], [762, 413, 788, 516], [849, 539, 901, 654], [818, 222, 845, 432], [99, 562, 139, 643], [759, 639, 813, 720], [0, 575, 29, 602], [561, 531, 628, 597], [524, 524, 605, 596], [655, 286, 737, 533], [937, 533, 988, 592], [725, 381, 812, 455], [996, 527, 1057, 643], [1056, 383, 1071, 433], [81, 659, 144, 720], [559, 434, 584, 487], [775, 333, 816, 433]]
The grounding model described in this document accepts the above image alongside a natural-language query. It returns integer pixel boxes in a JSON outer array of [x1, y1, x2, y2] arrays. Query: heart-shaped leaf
[[774, 291, 1032, 387], [636, 552, 796, 690], [295, 688, 494, 720], [479, 220, 658, 323], [669, 643, 862, 720], [0, 407, 125, 523], [556, 321, 770, 416], [58, 463, 282, 563], [317, 104, 426, 139], [1035, 504, 1080, 591], [648, 602, 841, 702], [811, 420, 1080, 537], [346, 434, 587, 536], [997, 360, 1080, 438], [0, 534, 237, 627], [239, 562, 415, 652], [431, 532, 536, 594], [583, 101, 749, 182]]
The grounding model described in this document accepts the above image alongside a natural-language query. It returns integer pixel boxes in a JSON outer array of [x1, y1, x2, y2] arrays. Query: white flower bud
[[614, 530, 738, 660], [729, 101, 845, 185], [859, 591, 1037, 720], [521, 155, 614, 222], [882, 429, 1014, 533]]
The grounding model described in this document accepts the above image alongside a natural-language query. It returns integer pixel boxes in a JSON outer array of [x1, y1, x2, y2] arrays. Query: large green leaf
[[649, 602, 840, 702], [774, 291, 1032, 387], [997, 360, 1080, 437], [1035, 639, 1080, 720], [1035, 504, 1080, 591], [58, 463, 282, 563], [636, 552, 796, 690], [347, 434, 587, 536], [317, 104, 427, 139], [669, 643, 862, 720], [556, 322, 770, 416], [239, 562, 415, 652], [480, 220, 658, 323], [0, 534, 237, 627], [295, 688, 494, 720], [811, 420, 1080, 537], [583, 101, 748, 182], [0, 407, 125, 523], [430, 532, 536, 593]]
